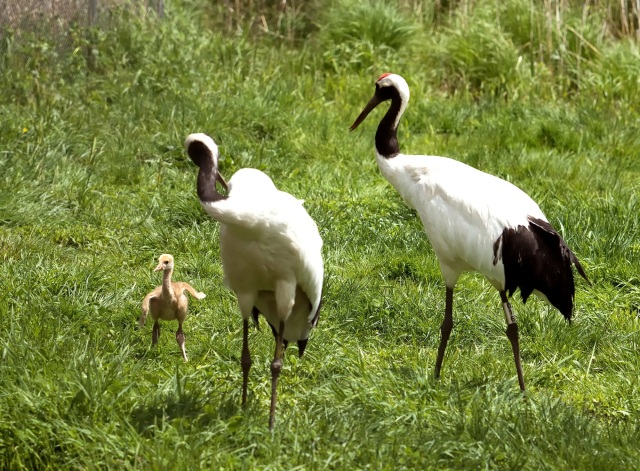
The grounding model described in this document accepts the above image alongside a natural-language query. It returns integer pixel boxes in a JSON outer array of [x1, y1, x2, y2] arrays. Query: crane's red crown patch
[[377, 73, 392, 81]]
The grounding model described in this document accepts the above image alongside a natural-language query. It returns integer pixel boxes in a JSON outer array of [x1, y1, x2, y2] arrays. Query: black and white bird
[[185, 133, 324, 429], [350, 73, 588, 390]]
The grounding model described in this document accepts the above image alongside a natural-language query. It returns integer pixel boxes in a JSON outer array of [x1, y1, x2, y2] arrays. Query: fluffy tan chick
[[140, 254, 206, 361]]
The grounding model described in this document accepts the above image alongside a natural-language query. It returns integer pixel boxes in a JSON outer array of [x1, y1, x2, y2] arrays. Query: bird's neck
[[197, 163, 227, 203], [375, 92, 405, 158], [162, 269, 175, 299]]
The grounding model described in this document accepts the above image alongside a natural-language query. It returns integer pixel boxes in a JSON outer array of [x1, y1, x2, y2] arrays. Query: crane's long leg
[[500, 291, 525, 391], [241, 319, 252, 406], [269, 320, 285, 431], [434, 287, 454, 379], [176, 323, 188, 362], [152, 321, 160, 345]]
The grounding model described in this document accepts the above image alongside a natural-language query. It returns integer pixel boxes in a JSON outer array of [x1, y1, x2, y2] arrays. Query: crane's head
[[349, 73, 410, 131], [184, 133, 228, 193], [154, 254, 174, 272]]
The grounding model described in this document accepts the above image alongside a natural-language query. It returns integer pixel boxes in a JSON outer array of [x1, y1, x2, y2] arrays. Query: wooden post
[[87, 0, 98, 70], [88, 0, 98, 26]]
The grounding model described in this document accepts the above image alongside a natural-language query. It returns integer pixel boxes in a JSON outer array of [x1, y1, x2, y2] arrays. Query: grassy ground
[[1, 0, 639, 469]]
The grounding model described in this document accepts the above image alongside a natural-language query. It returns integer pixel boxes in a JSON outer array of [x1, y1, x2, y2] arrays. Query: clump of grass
[[202, 0, 323, 41], [583, 39, 640, 103], [317, 0, 419, 72], [414, 0, 638, 98], [429, 13, 521, 96], [320, 0, 418, 49]]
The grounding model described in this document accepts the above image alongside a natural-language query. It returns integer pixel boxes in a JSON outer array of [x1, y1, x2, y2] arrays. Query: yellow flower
[[22, 127, 28, 133]]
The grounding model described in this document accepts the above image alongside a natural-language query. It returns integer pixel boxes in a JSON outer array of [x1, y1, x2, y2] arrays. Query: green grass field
[[1, 0, 639, 468]]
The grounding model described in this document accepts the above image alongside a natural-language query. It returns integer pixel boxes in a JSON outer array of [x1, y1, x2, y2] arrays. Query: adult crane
[[350, 73, 588, 390], [185, 133, 324, 429]]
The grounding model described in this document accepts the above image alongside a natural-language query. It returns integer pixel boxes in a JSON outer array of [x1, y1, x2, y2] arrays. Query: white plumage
[[209, 167, 323, 342], [350, 73, 587, 390], [380, 153, 544, 290], [185, 133, 323, 429]]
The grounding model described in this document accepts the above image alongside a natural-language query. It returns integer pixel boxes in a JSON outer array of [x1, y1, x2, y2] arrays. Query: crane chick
[[140, 254, 206, 362]]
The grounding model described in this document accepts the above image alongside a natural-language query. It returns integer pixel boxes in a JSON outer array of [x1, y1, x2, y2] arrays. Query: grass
[[1, 0, 639, 468]]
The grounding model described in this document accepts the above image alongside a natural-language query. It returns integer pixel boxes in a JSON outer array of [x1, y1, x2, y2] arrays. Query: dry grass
[[0, 0, 159, 33]]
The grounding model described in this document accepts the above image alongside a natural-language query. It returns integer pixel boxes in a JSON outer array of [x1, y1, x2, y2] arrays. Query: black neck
[[197, 164, 227, 203], [375, 90, 402, 158]]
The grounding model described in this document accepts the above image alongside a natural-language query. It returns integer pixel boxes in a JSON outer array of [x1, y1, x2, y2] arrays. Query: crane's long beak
[[349, 94, 382, 131], [154, 262, 165, 271], [216, 172, 228, 193]]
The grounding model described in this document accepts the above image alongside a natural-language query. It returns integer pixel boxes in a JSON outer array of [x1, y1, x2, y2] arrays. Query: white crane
[[350, 73, 588, 390], [185, 133, 324, 429]]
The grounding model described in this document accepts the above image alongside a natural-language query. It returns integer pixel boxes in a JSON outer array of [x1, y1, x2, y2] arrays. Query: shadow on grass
[[129, 391, 244, 435]]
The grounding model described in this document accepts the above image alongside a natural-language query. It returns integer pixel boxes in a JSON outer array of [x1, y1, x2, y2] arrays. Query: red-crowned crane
[[350, 73, 588, 390], [140, 254, 206, 362], [185, 133, 324, 429]]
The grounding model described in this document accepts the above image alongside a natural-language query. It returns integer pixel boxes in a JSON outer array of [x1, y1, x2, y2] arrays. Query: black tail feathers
[[499, 216, 588, 320]]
